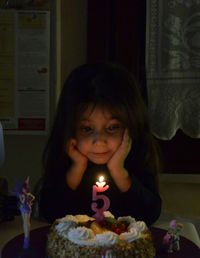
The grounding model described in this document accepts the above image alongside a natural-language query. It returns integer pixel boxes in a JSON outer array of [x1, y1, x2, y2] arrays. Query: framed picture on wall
[[0, 10, 50, 134]]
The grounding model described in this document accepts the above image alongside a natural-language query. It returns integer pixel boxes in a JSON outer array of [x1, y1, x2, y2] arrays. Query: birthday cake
[[46, 212, 155, 258]]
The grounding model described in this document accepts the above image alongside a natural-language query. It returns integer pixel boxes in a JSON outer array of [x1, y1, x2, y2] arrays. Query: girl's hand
[[66, 139, 88, 190], [66, 138, 88, 168], [107, 129, 132, 171]]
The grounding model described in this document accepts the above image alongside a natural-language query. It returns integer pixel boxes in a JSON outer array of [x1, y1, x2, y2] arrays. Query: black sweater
[[39, 145, 162, 226]]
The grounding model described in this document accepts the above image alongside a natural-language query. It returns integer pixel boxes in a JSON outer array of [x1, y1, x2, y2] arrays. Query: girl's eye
[[80, 126, 93, 133], [106, 124, 121, 133]]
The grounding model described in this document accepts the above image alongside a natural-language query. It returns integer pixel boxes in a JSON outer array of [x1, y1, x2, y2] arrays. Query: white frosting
[[67, 226, 95, 246], [128, 221, 147, 233], [121, 227, 141, 243], [55, 221, 77, 239], [94, 232, 120, 246], [118, 216, 136, 224]]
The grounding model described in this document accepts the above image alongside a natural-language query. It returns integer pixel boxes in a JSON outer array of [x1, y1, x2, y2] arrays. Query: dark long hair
[[43, 62, 161, 182]]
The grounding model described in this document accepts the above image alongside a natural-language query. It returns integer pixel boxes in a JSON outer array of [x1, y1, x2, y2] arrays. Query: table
[[0, 216, 49, 257], [153, 221, 200, 248], [0, 216, 200, 258]]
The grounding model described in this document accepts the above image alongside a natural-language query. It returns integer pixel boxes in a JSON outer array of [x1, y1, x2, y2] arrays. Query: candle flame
[[99, 176, 104, 183]]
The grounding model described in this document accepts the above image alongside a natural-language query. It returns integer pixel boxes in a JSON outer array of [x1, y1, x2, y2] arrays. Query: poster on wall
[[0, 10, 50, 134]]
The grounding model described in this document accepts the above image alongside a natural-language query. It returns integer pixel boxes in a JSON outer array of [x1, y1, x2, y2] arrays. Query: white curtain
[[146, 0, 200, 140]]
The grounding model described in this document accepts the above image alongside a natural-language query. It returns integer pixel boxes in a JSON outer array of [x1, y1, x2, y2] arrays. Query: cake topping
[[67, 226, 95, 245], [75, 215, 95, 223], [99, 216, 129, 235], [58, 214, 95, 223], [55, 213, 146, 246], [103, 211, 115, 218], [58, 214, 78, 223], [129, 221, 147, 233], [55, 221, 77, 238], [118, 216, 136, 224], [95, 231, 120, 246], [120, 227, 141, 243]]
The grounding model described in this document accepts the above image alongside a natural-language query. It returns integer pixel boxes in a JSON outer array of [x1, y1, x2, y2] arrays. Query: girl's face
[[76, 105, 125, 164]]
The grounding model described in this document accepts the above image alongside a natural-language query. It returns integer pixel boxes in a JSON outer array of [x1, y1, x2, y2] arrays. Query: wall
[[0, 0, 88, 191], [159, 174, 200, 218], [60, 0, 88, 86]]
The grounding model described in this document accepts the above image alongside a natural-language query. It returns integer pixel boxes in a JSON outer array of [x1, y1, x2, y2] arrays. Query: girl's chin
[[88, 158, 108, 165]]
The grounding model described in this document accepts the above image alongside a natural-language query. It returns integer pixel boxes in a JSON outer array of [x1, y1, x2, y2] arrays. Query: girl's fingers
[[66, 138, 88, 167], [70, 139, 77, 147], [122, 129, 131, 145], [122, 129, 132, 154], [128, 136, 132, 146], [121, 129, 128, 144], [65, 138, 77, 154]]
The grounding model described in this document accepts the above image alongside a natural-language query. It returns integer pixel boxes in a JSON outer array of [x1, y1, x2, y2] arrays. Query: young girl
[[39, 62, 162, 226]]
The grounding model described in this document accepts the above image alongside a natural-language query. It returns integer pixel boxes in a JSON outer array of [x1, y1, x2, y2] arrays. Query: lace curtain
[[146, 0, 200, 140]]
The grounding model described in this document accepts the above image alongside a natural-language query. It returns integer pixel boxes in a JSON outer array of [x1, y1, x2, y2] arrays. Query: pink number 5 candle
[[91, 176, 110, 222]]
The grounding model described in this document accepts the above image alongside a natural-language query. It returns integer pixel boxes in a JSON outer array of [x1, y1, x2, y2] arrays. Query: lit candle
[[91, 176, 110, 222], [96, 176, 106, 188]]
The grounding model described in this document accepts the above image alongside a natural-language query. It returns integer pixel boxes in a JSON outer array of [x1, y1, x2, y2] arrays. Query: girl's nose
[[92, 131, 107, 145]]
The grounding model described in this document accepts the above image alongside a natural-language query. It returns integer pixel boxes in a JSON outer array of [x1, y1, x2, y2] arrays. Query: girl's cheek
[[108, 132, 124, 142], [76, 135, 91, 148], [77, 134, 93, 142]]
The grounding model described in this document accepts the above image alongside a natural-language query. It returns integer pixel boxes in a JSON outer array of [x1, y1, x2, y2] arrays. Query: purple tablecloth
[[2, 226, 200, 258]]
